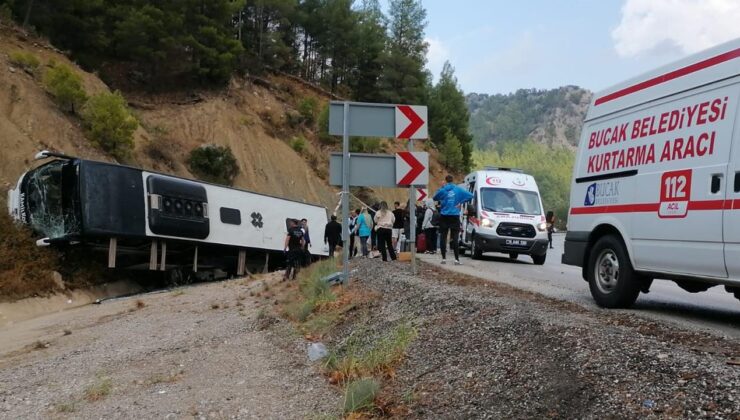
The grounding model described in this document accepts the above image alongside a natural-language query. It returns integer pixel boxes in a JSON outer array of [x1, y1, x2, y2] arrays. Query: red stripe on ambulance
[[595, 47, 740, 106]]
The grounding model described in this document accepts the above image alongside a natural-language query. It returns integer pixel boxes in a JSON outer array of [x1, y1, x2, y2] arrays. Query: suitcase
[[416, 232, 427, 253]]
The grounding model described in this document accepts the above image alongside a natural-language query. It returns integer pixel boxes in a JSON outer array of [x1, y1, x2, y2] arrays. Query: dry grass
[[145, 369, 184, 386], [0, 210, 61, 301], [325, 322, 417, 385], [84, 376, 112, 402], [55, 401, 77, 413]]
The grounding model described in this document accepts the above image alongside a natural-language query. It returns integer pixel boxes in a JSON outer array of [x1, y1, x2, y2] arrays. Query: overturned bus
[[6, 151, 329, 281]]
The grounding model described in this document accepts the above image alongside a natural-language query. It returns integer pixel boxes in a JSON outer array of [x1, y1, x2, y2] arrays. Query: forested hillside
[[467, 86, 592, 149], [1, 0, 473, 172], [467, 86, 592, 224]]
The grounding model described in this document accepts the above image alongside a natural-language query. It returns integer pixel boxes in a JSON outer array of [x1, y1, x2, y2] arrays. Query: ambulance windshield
[[480, 188, 541, 215]]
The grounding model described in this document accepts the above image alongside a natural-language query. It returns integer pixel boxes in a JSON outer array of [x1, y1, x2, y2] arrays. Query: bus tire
[[587, 235, 640, 308]]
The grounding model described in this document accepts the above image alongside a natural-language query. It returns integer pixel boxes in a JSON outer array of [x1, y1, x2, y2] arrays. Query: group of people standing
[[289, 174, 558, 278]]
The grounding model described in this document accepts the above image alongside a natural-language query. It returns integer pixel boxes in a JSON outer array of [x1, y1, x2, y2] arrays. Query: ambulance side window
[[711, 174, 722, 194], [734, 172, 740, 193]]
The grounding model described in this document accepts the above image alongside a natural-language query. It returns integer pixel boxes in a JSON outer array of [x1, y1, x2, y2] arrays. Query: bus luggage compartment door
[[146, 175, 210, 240]]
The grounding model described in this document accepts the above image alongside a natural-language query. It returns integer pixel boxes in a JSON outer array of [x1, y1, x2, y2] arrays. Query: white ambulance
[[459, 167, 549, 264], [563, 38, 740, 308]]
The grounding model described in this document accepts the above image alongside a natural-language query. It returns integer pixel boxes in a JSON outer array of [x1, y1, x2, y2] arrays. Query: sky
[[396, 0, 740, 95]]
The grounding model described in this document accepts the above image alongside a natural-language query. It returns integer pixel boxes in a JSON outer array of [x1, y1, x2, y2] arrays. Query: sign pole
[[408, 140, 417, 275], [341, 102, 350, 285]]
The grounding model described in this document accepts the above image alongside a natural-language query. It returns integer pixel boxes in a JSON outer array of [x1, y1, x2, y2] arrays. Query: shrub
[[42, 63, 87, 113], [349, 137, 383, 153], [187, 144, 239, 185], [81, 91, 138, 161], [0, 209, 60, 301], [298, 97, 318, 126], [290, 136, 307, 154], [343, 378, 380, 414], [317, 105, 336, 145], [9, 51, 41, 73]]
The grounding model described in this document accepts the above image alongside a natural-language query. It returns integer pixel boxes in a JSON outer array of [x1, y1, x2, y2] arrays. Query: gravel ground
[[0, 275, 341, 419], [344, 259, 740, 419]]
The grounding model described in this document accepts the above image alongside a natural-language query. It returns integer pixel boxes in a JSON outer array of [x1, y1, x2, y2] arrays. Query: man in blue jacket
[[433, 175, 474, 265]]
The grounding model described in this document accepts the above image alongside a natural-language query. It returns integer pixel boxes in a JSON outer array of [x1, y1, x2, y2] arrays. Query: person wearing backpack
[[421, 199, 438, 254]]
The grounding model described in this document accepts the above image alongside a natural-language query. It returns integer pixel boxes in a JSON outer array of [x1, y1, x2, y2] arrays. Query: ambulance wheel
[[587, 235, 640, 308], [470, 236, 482, 259], [532, 253, 546, 265], [509, 253, 519, 260]]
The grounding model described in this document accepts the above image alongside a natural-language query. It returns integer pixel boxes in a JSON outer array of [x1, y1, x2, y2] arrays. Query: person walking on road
[[546, 211, 556, 249], [421, 199, 438, 254], [324, 215, 342, 257], [433, 175, 474, 265], [355, 207, 372, 257], [374, 201, 397, 261], [283, 219, 305, 281]]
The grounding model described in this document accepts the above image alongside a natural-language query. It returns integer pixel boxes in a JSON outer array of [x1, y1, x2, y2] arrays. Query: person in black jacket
[[324, 215, 343, 257]]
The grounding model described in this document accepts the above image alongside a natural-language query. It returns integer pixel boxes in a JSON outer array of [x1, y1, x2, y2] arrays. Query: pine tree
[[441, 130, 464, 172], [429, 61, 473, 170], [378, 0, 429, 104], [350, 0, 387, 101]]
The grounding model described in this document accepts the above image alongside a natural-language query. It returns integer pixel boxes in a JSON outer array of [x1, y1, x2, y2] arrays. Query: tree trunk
[[22, 0, 35, 29]]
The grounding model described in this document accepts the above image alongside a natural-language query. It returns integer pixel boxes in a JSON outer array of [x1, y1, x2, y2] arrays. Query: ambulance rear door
[[721, 82, 740, 279]]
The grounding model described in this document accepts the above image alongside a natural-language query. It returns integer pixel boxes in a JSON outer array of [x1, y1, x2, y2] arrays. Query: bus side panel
[[141, 171, 330, 256], [79, 161, 146, 238]]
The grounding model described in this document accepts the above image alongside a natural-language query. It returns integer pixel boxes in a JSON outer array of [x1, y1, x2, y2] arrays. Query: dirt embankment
[[1, 23, 445, 211]]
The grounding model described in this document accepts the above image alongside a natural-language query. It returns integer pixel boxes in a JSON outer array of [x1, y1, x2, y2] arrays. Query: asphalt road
[[418, 233, 740, 338]]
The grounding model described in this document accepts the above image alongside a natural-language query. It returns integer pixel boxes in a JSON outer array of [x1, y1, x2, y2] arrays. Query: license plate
[[505, 239, 528, 246]]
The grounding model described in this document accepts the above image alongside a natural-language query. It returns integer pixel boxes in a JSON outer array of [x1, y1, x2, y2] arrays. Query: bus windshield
[[480, 187, 541, 215], [24, 160, 79, 238]]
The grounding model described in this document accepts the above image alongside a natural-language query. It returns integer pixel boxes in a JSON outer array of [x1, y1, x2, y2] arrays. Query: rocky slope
[[467, 86, 593, 149]]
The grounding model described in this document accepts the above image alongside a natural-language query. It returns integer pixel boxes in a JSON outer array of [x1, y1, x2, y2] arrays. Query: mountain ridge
[[466, 86, 593, 150]]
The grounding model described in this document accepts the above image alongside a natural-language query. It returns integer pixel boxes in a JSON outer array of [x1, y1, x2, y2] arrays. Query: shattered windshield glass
[[25, 161, 79, 239]]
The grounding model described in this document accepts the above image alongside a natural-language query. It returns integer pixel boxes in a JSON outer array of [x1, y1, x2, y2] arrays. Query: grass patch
[[56, 401, 77, 413], [326, 322, 417, 383], [9, 51, 41, 73], [84, 376, 112, 402], [343, 378, 380, 414], [282, 259, 337, 322]]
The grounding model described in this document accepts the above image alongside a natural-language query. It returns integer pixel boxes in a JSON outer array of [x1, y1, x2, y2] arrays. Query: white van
[[563, 38, 740, 308], [459, 167, 549, 264]]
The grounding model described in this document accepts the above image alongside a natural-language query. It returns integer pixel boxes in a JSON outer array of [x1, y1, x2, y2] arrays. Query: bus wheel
[[587, 235, 640, 308], [509, 253, 519, 260]]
